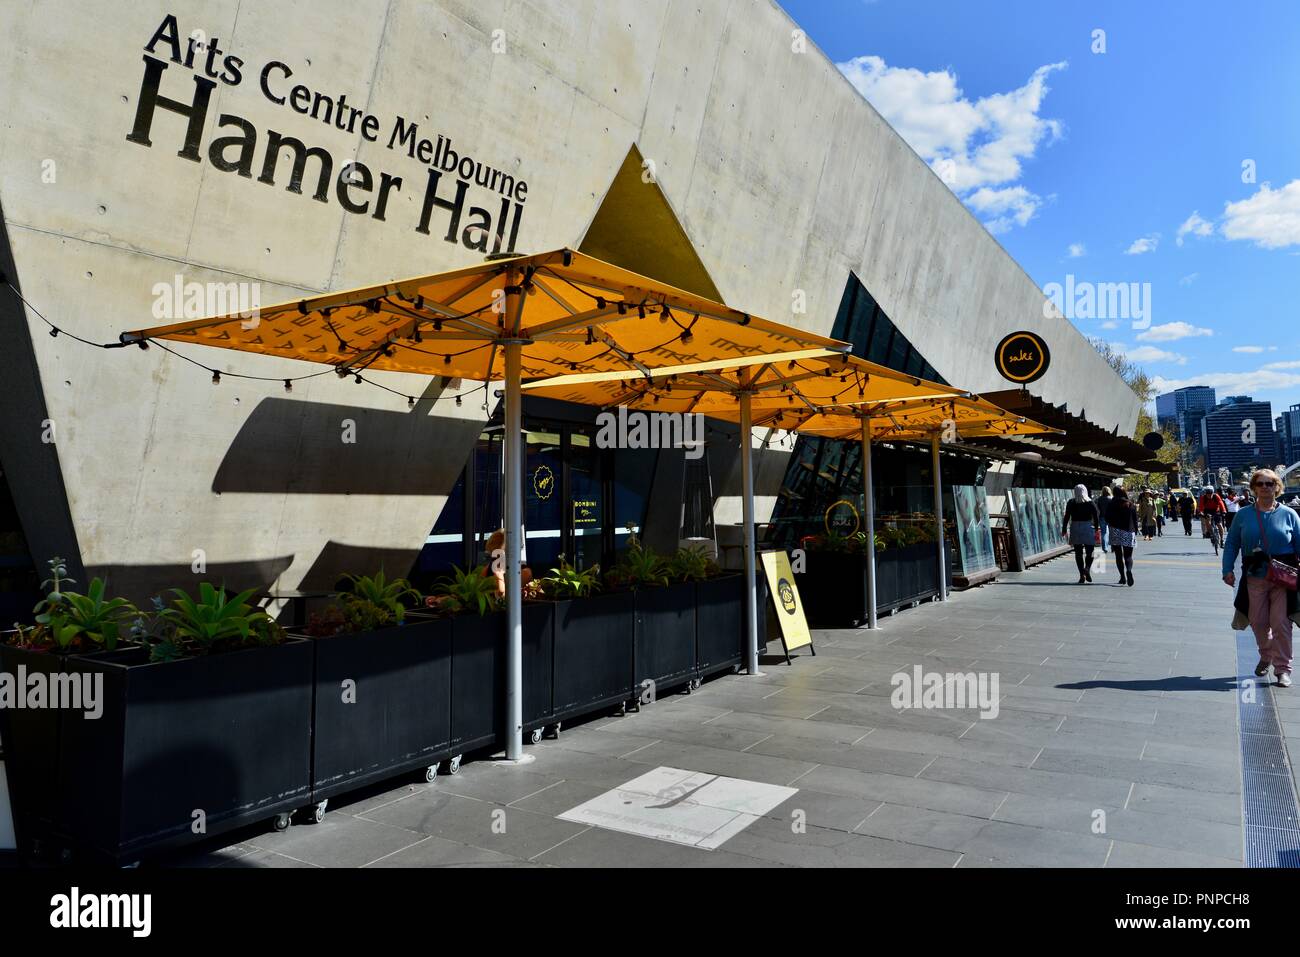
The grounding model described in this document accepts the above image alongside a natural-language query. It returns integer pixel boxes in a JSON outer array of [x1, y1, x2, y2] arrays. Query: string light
[[211, 370, 221, 385], [283, 379, 292, 393]]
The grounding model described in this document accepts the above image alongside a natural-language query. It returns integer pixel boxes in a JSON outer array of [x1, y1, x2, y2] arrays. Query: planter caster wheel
[[424, 763, 440, 782], [272, 812, 292, 832], [529, 728, 543, 745], [731, 664, 741, 675], [545, 722, 561, 739], [616, 702, 627, 717], [688, 677, 703, 692], [446, 754, 462, 775], [628, 698, 642, 713]]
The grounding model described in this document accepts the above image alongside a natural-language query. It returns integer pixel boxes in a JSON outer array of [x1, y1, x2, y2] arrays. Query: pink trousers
[[1247, 576, 1294, 675]]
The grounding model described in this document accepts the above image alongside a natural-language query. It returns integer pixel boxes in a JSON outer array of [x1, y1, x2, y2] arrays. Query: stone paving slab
[[165, 539, 1277, 868]]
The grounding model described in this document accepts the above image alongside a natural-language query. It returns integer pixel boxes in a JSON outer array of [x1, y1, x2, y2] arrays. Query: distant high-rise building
[[1155, 385, 1216, 457], [1276, 404, 1300, 466], [1201, 396, 1276, 476]]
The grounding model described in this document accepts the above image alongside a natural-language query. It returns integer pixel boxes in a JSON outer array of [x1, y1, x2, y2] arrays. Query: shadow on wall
[[85, 556, 295, 608], [212, 396, 483, 495], [295, 541, 423, 594]]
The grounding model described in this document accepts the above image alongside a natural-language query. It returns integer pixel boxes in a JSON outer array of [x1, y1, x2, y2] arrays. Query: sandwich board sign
[[761, 550, 814, 664]]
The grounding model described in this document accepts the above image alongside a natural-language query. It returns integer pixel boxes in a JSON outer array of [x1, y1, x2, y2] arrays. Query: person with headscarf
[[1062, 484, 1101, 584], [1105, 486, 1139, 586]]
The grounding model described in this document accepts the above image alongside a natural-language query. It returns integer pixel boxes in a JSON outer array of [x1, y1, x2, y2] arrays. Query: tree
[[1089, 338, 1187, 489]]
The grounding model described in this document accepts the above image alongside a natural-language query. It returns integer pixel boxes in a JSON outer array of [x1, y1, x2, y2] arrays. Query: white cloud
[[836, 55, 1065, 233], [1068, 242, 1086, 258], [1179, 273, 1198, 286], [1111, 343, 1187, 365], [1222, 180, 1300, 249], [1136, 321, 1212, 343], [964, 186, 1041, 234], [1234, 346, 1266, 353], [1176, 211, 1213, 246], [1154, 369, 1300, 395], [1125, 233, 1160, 255], [1264, 360, 1300, 370]]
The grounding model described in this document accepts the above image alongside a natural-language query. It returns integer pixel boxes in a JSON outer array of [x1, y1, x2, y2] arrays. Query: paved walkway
[[172, 534, 1295, 868]]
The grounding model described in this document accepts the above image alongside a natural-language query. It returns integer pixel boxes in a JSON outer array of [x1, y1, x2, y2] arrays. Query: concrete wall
[[0, 0, 1136, 596]]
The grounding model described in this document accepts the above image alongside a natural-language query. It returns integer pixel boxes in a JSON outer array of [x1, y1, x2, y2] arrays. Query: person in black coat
[[1178, 493, 1195, 535], [1061, 484, 1101, 583], [1105, 486, 1139, 586]]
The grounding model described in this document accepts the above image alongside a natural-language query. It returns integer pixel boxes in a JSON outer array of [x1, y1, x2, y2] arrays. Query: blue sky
[[777, 0, 1300, 419]]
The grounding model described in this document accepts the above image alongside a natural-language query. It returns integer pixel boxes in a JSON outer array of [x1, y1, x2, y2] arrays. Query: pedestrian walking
[[1062, 484, 1101, 583], [1154, 490, 1166, 536], [1138, 490, 1158, 541], [1179, 493, 1194, 535], [1223, 468, 1300, 687], [1098, 485, 1112, 550], [1106, 485, 1139, 586]]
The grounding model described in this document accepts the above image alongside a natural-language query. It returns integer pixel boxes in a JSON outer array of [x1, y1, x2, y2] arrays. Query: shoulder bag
[[1255, 506, 1298, 591]]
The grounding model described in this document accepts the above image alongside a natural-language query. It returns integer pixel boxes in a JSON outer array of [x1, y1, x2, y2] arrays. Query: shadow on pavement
[[1057, 676, 1238, 693]]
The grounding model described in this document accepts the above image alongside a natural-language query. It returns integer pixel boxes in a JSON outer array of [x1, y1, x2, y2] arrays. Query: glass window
[[568, 430, 603, 570], [524, 428, 563, 571]]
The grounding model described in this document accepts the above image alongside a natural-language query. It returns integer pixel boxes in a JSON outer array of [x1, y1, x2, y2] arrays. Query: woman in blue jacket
[[1222, 468, 1300, 687]]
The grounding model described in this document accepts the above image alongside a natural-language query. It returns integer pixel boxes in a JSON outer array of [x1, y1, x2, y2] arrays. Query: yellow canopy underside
[[524, 355, 1052, 440], [121, 249, 850, 382]]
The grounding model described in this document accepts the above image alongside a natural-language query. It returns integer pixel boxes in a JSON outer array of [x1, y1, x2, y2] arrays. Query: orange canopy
[[120, 249, 851, 382]]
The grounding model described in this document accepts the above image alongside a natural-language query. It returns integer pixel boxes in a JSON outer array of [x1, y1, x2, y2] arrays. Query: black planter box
[[877, 542, 941, 611], [794, 544, 943, 627], [0, 644, 66, 856], [310, 617, 453, 802], [695, 574, 746, 675], [53, 638, 314, 864], [552, 590, 635, 721], [449, 603, 553, 755], [633, 581, 697, 695], [794, 552, 867, 628]]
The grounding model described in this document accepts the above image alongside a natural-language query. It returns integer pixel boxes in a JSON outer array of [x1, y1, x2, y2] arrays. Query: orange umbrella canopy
[[773, 393, 1061, 441], [522, 353, 959, 416], [120, 249, 851, 382], [525, 358, 1055, 442]]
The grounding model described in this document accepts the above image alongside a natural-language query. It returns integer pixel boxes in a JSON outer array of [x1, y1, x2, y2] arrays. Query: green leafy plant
[[665, 544, 719, 582], [432, 564, 501, 616], [541, 556, 602, 600], [155, 583, 285, 660], [610, 541, 669, 589], [6, 557, 138, 653], [339, 570, 419, 624]]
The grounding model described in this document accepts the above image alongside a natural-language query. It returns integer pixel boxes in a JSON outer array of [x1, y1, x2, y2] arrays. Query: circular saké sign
[[1142, 431, 1164, 451], [995, 331, 1051, 385]]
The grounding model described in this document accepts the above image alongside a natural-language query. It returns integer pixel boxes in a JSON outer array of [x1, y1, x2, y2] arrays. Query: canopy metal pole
[[503, 340, 524, 761], [740, 391, 761, 675], [931, 432, 947, 601], [861, 417, 878, 629]]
